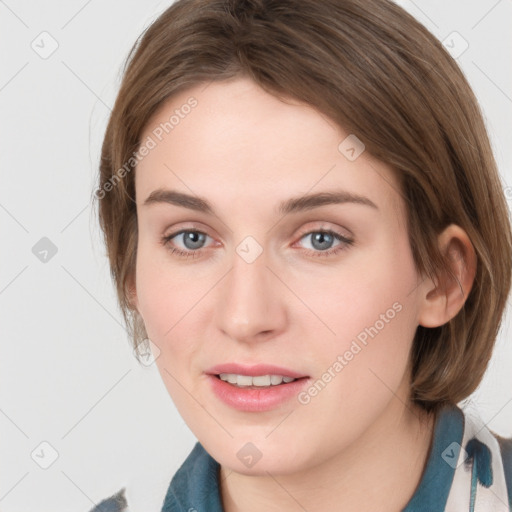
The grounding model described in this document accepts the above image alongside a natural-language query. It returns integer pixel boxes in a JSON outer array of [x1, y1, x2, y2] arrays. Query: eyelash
[[160, 228, 354, 259]]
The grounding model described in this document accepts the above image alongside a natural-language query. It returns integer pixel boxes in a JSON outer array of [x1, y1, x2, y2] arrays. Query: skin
[[129, 76, 476, 511]]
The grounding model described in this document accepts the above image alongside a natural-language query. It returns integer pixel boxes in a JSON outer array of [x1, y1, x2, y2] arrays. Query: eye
[[295, 229, 354, 257], [161, 227, 354, 259], [160, 230, 213, 258]]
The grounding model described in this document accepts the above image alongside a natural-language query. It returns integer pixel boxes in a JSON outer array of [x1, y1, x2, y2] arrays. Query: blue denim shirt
[[159, 403, 512, 512], [91, 403, 512, 511]]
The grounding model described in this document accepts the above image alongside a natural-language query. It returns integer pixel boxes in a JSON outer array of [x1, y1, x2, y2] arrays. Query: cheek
[[303, 234, 419, 396], [306, 240, 417, 348], [135, 243, 200, 351]]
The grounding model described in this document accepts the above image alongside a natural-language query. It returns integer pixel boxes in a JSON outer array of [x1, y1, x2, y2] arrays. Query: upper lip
[[205, 363, 308, 379]]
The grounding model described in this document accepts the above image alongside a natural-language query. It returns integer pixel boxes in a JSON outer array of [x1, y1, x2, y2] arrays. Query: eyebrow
[[142, 188, 378, 215]]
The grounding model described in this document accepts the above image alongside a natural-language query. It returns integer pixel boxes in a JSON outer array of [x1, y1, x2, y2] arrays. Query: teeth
[[218, 373, 297, 387]]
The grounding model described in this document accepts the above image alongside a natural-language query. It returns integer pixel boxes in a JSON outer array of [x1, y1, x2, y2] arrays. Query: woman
[[93, 0, 512, 510]]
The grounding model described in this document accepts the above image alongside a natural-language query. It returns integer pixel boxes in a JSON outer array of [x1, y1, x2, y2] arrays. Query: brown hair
[[95, 0, 512, 416]]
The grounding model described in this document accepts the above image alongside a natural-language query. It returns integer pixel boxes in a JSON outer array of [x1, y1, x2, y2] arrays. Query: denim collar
[[161, 403, 464, 512], [402, 403, 464, 511]]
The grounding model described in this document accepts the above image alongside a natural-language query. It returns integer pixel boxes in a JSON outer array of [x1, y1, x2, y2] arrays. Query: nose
[[214, 247, 287, 344]]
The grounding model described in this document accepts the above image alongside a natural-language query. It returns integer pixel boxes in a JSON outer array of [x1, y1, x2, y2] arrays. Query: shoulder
[[87, 487, 128, 512], [439, 403, 512, 510], [495, 432, 512, 506], [496, 432, 512, 461], [87, 443, 221, 512]]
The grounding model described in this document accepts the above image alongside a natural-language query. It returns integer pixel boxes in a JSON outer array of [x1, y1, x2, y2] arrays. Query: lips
[[205, 362, 308, 379], [207, 373, 311, 412]]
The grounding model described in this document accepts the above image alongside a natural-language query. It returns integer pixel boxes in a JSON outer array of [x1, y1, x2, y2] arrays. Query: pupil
[[312, 232, 333, 250], [184, 232, 205, 250]]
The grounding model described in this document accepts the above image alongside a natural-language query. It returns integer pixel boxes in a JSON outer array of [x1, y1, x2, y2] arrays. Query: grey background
[[1, 1, 511, 511]]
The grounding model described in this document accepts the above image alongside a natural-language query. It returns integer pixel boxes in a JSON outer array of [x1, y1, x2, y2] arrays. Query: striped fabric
[[444, 401, 510, 511]]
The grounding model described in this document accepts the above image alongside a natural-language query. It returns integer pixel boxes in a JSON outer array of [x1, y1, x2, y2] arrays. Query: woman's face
[[132, 76, 427, 474]]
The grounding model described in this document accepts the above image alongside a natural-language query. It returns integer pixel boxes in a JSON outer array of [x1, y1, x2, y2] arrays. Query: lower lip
[[207, 374, 310, 412]]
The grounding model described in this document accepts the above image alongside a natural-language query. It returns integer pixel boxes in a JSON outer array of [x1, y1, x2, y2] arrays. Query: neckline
[[162, 403, 464, 511]]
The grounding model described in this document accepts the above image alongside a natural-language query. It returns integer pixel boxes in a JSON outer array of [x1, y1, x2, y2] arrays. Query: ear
[[417, 224, 477, 328]]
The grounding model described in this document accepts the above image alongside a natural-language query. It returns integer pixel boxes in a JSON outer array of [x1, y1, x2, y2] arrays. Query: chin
[[209, 437, 310, 476]]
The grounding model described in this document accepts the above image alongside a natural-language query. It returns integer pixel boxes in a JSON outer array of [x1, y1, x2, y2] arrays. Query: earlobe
[[418, 224, 477, 328]]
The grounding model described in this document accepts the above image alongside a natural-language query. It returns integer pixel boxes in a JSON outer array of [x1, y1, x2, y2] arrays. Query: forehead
[[135, 77, 403, 220]]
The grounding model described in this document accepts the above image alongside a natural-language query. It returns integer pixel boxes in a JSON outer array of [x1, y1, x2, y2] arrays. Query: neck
[[219, 399, 436, 512]]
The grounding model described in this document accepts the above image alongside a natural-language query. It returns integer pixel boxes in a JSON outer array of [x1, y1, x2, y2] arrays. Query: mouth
[[206, 371, 312, 412], [212, 373, 309, 389]]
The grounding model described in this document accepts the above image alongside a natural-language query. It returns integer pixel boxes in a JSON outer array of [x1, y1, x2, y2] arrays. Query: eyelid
[[293, 221, 353, 241], [163, 222, 214, 240]]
